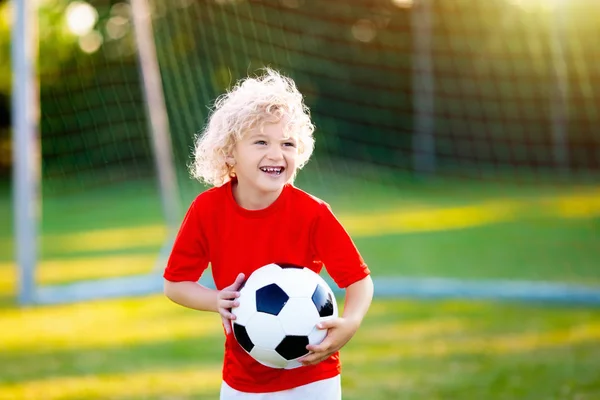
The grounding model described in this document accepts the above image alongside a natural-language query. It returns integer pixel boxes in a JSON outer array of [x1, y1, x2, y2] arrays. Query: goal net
[[12, 0, 600, 305]]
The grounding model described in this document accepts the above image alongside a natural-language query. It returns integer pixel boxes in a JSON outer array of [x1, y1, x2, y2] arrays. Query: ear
[[225, 155, 236, 166]]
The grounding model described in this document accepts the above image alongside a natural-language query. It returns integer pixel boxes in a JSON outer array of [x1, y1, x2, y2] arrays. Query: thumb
[[225, 273, 245, 290], [233, 273, 245, 289]]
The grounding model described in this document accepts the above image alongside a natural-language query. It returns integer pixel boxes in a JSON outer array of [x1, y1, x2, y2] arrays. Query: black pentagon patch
[[233, 323, 254, 353], [276, 263, 304, 270], [312, 284, 334, 317], [276, 335, 309, 360], [256, 284, 289, 315]]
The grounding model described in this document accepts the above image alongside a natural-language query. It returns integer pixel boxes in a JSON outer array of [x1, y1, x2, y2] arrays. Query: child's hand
[[300, 317, 360, 366], [217, 273, 245, 334]]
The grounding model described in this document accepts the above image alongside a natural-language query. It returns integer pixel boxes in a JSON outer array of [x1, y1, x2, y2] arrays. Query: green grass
[[0, 296, 599, 399], [1, 169, 599, 398], [359, 218, 600, 283], [2, 169, 599, 284]]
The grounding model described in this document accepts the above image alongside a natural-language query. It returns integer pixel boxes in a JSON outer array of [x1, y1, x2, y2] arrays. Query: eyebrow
[[248, 134, 296, 142], [248, 134, 266, 139]]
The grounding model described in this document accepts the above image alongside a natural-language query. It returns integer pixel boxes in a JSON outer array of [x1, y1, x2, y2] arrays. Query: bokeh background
[[1, 0, 599, 399]]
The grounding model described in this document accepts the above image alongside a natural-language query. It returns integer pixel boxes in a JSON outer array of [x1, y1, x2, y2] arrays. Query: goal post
[[12, 0, 39, 305], [12, 0, 181, 305]]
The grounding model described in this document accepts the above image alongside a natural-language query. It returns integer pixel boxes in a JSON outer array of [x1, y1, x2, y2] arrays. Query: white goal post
[[12, 0, 181, 305]]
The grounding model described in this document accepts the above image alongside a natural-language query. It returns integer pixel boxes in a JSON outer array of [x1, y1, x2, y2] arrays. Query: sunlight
[[42, 225, 167, 253], [351, 19, 377, 43], [0, 2, 12, 26], [507, 0, 562, 13], [78, 30, 103, 54], [65, 1, 98, 36], [391, 0, 414, 9], [348, 321, 600, 361], [339, 201, 522, 237], [0, 254, 160, 295], [552, 191, 600, 218], [0, 367, 222, 399], [0, 295, 222, 351], [339, 188, 600, 238]]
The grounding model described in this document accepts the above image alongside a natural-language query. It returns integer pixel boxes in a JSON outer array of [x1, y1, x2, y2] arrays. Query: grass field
[[1, 167, 599, 399]]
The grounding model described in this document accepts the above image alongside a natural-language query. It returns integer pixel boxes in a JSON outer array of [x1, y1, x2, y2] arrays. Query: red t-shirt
[[163, 180, 370, 393]]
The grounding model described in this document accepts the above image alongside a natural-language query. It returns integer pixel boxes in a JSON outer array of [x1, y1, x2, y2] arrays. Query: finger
[[224, 307, 239, 317], [298, 351, 315, 364], [221, 299, 239, 309], [316, 318, 338, 330], [223, 273, 245, 291], [219, 290, 240, 300], [222, 318, 232, 335], [306, 338, 332, 353], [300, 352, 326, 366], [305, 344, 325, 353]]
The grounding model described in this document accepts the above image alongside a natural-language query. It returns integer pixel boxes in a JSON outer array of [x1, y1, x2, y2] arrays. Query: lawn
[[1, 167, 599, 287], [0, 168, 599, 399], [0, 296, 599, 399]]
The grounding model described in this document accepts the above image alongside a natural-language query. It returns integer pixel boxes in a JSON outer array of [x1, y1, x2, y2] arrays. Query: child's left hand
[[300, 317, 360, 366]]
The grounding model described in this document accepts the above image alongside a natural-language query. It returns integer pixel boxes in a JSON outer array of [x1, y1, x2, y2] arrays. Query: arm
[[301, 202, 373, 365], [302, 274, 374, 366], [342, 274, 374, 327], [164, 273, 246, 334], [164, 280, 219, 312]]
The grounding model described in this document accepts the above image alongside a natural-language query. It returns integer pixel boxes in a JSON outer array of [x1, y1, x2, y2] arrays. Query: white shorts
[[220, 375, 341, 400]]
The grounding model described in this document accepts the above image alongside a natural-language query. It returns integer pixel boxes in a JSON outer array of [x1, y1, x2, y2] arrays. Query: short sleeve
[[163, 198, 210, 282], [312, 203, 370, 289]]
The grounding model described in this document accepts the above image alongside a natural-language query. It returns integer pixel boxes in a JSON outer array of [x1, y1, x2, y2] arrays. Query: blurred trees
[[0, 0, 93, 176], [0, 0, 87, 97]]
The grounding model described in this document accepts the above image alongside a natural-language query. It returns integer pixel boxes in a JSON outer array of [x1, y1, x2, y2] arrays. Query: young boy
[[163, 68, 374, 399]]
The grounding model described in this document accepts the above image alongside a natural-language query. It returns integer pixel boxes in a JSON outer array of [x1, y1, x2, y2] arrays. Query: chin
[[260, 182, 286, 193], [255, 177, 287, 192]]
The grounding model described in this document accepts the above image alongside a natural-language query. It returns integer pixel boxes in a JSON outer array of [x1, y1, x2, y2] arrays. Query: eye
[[254, 140, 267, 145], [283, 142, 296, 147]]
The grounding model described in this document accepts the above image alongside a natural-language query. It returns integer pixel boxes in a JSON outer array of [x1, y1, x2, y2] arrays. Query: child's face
[[230, 118, 298, 198]]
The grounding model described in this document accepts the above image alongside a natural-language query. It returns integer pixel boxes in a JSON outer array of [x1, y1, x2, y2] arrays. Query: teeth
[[261, 167, 283, 174]]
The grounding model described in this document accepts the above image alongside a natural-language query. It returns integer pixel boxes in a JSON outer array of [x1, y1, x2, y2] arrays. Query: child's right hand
[[217, 273, 245, 334]]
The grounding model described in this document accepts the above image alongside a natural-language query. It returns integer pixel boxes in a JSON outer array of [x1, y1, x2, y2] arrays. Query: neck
[[232, 181, 284, 210]]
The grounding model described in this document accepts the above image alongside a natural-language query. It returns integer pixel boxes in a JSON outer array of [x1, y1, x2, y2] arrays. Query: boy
[[163, 68, 374, 399]]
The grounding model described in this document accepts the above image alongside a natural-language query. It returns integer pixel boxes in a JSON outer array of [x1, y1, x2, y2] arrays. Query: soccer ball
[[231, 263, 338, 369]]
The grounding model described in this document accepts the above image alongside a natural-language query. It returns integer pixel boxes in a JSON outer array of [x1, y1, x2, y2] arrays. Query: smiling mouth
[[260, 166, 285, 175]]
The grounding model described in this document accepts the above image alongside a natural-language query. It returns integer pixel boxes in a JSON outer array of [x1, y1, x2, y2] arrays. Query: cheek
[[284, 153, 298, 166]]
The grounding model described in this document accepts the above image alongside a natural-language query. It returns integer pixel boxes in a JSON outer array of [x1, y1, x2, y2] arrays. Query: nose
[[266, 144, 283, 161]]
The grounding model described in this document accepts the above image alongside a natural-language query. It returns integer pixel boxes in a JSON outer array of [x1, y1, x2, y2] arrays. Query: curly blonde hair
[[190, 68, 315, 187]]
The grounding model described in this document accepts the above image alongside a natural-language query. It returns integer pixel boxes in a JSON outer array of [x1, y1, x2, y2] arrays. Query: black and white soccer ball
[[231, 263, 338, 369]]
